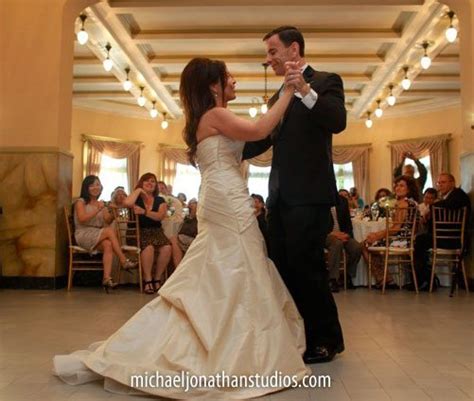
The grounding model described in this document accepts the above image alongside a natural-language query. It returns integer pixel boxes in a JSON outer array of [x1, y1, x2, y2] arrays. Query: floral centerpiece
[[377, 196, 397, 219], [162, 196, 175, 217]]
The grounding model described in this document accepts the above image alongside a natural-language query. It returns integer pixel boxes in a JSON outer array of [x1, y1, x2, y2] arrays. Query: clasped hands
[[402, 151, 416, 161], [283, 61, 310, 96]]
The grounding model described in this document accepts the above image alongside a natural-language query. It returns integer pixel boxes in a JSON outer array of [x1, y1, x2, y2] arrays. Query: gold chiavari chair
[[367, 206, 419, 294], [113, 207, 143, 292], [64, 205, 103, 291], [430, 206, 468, 293]]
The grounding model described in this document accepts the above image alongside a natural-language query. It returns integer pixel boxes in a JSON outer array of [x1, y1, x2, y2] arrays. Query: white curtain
[[333, 145, 371, 203], [83, 135, 142, 190], [389, 134, 450, 183]]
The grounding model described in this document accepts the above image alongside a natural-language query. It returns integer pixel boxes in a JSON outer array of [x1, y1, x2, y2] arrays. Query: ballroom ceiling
[[72, 0, 460, 124]]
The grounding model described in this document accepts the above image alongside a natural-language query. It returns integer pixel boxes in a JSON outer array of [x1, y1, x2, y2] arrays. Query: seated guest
[[177, 192, 187, 207], [157, 180, 183, 225], [74, 176, 137, 291], [109, 186, 128, 209], [369, 188, 393, 219], [251, 194, 270, 252], [393, 151, 428, 196], [362, 175, 419, 289], [374, 188, 392, 202], [338, 189, 350, 201], [169, 198, 198, 268], [349, 187, 365, 209], [413, 173, 471, 291], [124, 173, 172, 295], [157, 180, 171, 196], [326, 194, 362, 292], [370, 188, 393, 219], [418, 187, 438, 230]]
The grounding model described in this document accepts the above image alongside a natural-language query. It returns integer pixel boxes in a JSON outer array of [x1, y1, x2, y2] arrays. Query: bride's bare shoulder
[[197, 108, 228, 142]]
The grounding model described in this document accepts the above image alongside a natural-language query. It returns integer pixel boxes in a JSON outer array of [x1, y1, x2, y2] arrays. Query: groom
[[243, 26, 346, 363]]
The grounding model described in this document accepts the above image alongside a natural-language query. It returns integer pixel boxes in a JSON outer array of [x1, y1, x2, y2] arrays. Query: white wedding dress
[[53, 135, 309, 399]]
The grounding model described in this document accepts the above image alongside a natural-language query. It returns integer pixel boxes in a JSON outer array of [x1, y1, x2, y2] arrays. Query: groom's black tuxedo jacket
[[242, 66, 346, 207]]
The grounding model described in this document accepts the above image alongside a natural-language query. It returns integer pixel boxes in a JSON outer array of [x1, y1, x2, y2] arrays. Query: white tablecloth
[[351, 218, 386, 286]]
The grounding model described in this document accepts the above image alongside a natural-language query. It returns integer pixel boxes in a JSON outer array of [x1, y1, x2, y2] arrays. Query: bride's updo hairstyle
[[180, 58, 228, 166]]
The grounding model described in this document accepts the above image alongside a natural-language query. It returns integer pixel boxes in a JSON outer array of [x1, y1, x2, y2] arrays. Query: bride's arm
[[204, 86, 294, 142]]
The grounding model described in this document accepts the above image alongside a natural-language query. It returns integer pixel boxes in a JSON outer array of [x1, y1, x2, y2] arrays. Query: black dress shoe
[[329, 279, 339, 293], [303, 344, 344, 364]]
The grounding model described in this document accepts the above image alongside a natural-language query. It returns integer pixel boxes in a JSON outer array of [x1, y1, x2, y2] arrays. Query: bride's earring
[[212, 91, 218, 98]]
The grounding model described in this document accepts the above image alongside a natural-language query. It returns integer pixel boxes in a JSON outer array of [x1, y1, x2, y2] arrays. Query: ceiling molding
[[109, 0, 423, 8], [90, 2, 182, 118], [73, 1, 460, 121], [160, 73, 371, 84], [149, 54, 384, 65], [133, 28, 400, 42], [351, 0, 448, 117]]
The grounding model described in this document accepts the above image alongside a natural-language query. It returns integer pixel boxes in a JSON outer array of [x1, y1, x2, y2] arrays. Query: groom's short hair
[[263, 26, 305, 57]]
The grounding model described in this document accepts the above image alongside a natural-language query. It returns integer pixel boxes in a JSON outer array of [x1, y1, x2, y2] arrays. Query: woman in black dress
[[125, 173, 172, 294]]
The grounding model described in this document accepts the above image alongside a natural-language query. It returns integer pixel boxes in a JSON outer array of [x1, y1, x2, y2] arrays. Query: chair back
[[113, 207, 141, 248], [432, 206, 466, 251], [382, 205, 418, 249], [64, 205, 77, 246]]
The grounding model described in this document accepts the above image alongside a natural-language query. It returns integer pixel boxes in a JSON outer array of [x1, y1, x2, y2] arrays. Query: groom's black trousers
[[267, 199, 344, 350]]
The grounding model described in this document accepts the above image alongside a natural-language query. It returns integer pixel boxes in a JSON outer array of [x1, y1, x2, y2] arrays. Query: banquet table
[[351, 218, 386, 286]]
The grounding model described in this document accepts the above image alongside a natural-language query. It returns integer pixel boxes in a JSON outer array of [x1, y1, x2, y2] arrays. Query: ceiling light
[[261, 62, 269, 114], [401, 66, 411, 90], [77, 14, 88, 45], [386, 84, 396, 106], [374, 99, 383, 118], [150, 100, 158, 118], [445, 11, 458, 43], [365, 112, 373, 128], [420, 41, 432, 70], [102, 43, 113, 72], [161, 112, 169, 129], [137, 86, 146, 107], [123, 67, 132, 91]]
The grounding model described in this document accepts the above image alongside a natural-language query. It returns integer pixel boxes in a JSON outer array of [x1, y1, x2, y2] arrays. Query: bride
[[53, 57, 310, 399]]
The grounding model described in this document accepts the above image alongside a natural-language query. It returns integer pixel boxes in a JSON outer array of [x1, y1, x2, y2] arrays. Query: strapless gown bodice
[[196, 135, 255, 234]]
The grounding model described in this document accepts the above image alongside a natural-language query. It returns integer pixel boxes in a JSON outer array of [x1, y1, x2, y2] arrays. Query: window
[[403, 155, 432, 191], [334, 162, 354, 191], [173, 163, 201, 200], [247, 165, 271, 201], [98, 155, 129, 201]]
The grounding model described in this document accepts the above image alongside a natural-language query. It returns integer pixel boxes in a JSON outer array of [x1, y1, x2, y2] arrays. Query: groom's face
[[265, 34, 295, 76]]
